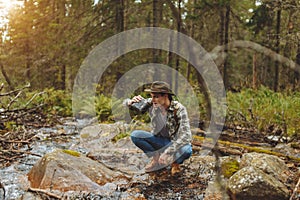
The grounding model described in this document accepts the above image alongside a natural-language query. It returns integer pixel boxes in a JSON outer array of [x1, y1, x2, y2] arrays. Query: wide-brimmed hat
[[144, 81, 174, 94]]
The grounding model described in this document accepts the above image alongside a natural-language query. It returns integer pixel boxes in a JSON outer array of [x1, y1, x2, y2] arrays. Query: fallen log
[[192, 135, 300, 163]]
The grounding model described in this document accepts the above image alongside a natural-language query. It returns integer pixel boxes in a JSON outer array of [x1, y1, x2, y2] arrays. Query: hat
[[144, 81, 174, 94]]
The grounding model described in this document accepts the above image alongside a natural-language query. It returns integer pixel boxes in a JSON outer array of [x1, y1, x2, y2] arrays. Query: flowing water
[[0, 118, 89, 200]]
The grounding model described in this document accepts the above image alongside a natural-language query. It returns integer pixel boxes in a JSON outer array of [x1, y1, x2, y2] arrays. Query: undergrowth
[[226, 86, 300, 137], [10, 86, 298, 138]]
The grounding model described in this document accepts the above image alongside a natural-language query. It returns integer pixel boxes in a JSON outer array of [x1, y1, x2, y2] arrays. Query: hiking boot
[[171, 163, 181, 175], [145, 154, 160, 172]]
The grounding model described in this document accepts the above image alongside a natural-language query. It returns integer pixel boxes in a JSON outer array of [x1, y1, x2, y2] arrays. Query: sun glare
[[0, 0, 14, 12], [0, 0, 22, 16], [0, 0, 23, 41]]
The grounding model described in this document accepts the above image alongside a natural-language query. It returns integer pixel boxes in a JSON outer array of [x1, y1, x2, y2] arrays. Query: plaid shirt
[[144, 98, 192, 154]]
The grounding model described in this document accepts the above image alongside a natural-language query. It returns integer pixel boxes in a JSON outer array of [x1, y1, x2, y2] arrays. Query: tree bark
[[252, 53, 257, 89], [0, 63, 13, 90], [167, 31, 174, 89], [274, 9, 281, 92], [219, 1, 225, 89], [164, 0, 187, 35], [174, 0, 182, 94], [186, 0, 196, 82], [59, 0, 66, 90], [152, 0, 161, 80], [116, 0, 124, 33], [295, 38, 300, 89], [24, 0, 31, 83], [223, 1, 230, 89], [114, 0, 125, 87]]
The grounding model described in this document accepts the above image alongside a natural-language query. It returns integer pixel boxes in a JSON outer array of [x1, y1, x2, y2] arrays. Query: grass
[[226, 86, 300, 137]]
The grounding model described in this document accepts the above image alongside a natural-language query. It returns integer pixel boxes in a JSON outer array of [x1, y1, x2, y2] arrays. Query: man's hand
[[159, 152, 173, 165], [128, 95, 143, 106]]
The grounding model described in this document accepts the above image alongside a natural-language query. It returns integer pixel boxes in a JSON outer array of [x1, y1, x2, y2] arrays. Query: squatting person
[[124, 81, 193, 175]]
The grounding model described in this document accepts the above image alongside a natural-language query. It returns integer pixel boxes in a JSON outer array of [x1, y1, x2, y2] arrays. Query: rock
[[240, 152, 289, 183], [204, 181, 230, 200], [21, 192, 43, 200], [266, 135, 290, 143], [227, 166, 290, 200], [27, 149, 129, 193], [79, 123, 124, 149], [77, 123, 149, 173], [220, 156, 240, 179], [274, 143, 300, 158]]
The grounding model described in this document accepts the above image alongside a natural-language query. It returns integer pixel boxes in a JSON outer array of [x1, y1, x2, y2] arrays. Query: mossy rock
[[62, 149, 81, 157], [221, 157, 240, 178]]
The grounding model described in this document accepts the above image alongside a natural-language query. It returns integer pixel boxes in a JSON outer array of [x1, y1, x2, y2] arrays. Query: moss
[[192, 135, 300, 163], [62, 149, 81, 157], [111, 132, 130, 143], [221, 158, 240, 178], [290, 142, 300, 149], [80, 133, 90, 139]]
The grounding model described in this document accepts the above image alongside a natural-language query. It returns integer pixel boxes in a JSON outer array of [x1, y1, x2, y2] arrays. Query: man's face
[[151, 93, 168, 108]]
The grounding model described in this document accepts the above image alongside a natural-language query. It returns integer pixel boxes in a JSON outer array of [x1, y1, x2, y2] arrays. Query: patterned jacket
[[126, 98, 192, 155]]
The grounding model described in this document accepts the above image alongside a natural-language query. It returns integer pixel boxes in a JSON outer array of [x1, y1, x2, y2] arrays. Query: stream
[[0, 117, 215, 200], [0, 117, 89, 199]]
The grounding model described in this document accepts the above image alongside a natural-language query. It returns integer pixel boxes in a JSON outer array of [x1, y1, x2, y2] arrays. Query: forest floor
[[129, 127, 300, 200], [0, 120, 300, 199]]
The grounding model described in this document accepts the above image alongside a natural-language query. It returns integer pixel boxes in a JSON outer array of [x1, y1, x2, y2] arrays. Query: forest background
[[0, 0, 300, 140]]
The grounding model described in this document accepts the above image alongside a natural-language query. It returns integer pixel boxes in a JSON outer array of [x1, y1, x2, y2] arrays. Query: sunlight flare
[[0, 0, 15, 11]]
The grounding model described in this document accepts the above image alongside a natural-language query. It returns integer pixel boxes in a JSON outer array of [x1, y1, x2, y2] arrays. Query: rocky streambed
[[0, 119, 299, 200]]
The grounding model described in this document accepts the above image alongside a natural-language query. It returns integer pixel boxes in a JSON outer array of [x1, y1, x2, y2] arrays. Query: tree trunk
[[252, 53, 257, 89], [274, 9, 281, 92], [294, 38, 300, 89], [186, 0, 197, 83], [223, 1, 230, 89], [24, 0, 31, 82], [114, 0, 125, 87], [219, 0, 225, 89], [152, 0, 161, 80], [0, 63, 13, 90], [174, 0, 182, 94], [153, 0, 158, 28], [167, 31, 174, 89], [165, 0, 187, 34], [59, 0, 66, 90], [219, 4, 225, 47], [116, 0, 124, 33], [61, 64, 66, 90]]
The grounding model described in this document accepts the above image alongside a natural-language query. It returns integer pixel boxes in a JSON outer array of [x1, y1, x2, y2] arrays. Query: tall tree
[[274, 8, 281, 91], [174, 0, 182, 94], [223, 0, 230, 89]]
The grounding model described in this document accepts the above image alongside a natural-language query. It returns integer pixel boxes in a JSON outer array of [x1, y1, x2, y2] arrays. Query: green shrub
[[34, 88, 72, 117], [227, 86, 300, 136], [77, 94, 113, 122]]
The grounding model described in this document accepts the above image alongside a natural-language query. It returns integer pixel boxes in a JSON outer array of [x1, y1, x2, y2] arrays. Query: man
[[125, 81, 193, 175]]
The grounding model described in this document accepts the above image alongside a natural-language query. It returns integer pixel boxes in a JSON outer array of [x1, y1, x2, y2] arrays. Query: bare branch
[[0, 83, 30, 97]]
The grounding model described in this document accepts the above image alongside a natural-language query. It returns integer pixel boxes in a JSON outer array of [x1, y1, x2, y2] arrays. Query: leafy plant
[[77, 94, 112, 122], [226, 86, 300, 136], [34, 88, 72, 117]]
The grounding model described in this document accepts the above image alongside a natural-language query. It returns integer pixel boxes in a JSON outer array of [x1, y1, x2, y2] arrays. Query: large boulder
[[227, 166, 289, 200], [239, 152, 290, 183], [27, 149, 129, 193], [227, 152, 291, 200], [78, 123, 150, 173]]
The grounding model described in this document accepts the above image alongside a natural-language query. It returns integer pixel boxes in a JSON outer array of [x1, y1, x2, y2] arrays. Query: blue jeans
[[130, 130, 192, 164]]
